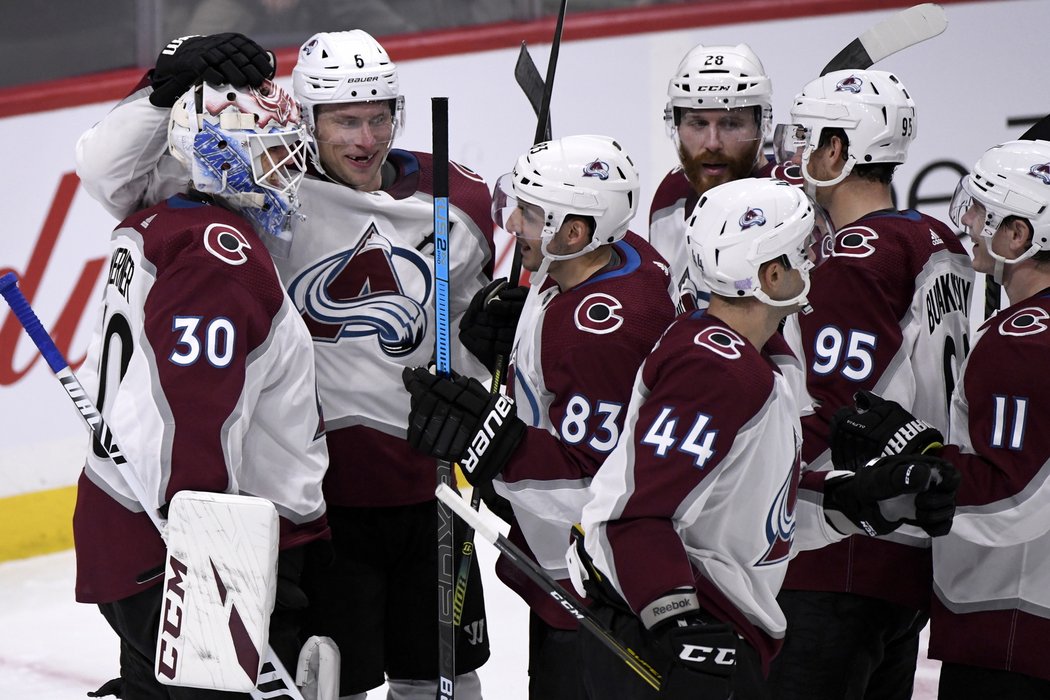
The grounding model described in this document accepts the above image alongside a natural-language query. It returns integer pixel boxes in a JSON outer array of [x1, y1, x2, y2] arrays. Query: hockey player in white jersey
[[403, 135, 677, 698], [576, 177, 959, 700], [766, 70, 974, 700], [72, 77, 331, 698], [74, 30, 493, 700], [650, 43, 800, 311]]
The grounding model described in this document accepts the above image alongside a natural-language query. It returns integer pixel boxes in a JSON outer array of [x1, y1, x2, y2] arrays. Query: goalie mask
[[949, 139, 1050, 281], [168, 80, 308, 255], [492, 135, 639, 279], [773, 70, 916, 188], [292, 30, 405, 175], [685, 177, 833, 308], [664, 43, 772, 150]]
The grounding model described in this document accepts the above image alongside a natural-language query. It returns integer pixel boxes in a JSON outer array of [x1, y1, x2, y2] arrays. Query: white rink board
[[2, 0, 1048, 497]]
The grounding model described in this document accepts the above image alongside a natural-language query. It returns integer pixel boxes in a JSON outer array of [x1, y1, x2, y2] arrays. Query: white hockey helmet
[[774, 70, 916, 187], [292, 30, 405, 171], [168, 80, 308, 253], [685, 177, 833, 308], [493, 135, 639, 267], [949, 139, 1050, 268], [664, 43, 772, 144]]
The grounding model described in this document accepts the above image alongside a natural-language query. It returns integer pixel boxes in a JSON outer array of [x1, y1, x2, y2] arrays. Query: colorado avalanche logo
[[574, 293, 624, 335], [756, 463, 799, 567], [835, 75, 864, 93], [693, 326, 746, 359], [1028, 163, 1050, 185], [739, 207, 766, 230], [833, 225, 879, 258], [203, 223, 252, 266], [301, 38, 318, 56], [288, 222, 431, 357], [583, 159, 610, 180], [998, 306, 1050, 337]]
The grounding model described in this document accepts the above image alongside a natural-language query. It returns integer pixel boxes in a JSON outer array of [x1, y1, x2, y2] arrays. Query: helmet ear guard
[[168, 80, 308, 254]]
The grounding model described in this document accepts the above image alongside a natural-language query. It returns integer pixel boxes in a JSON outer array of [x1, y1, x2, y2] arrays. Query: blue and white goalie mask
[[168, 80, 308, 255]]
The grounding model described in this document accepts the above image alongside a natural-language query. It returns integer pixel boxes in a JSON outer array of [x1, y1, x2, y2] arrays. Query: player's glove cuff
[[647, 593, 738, 679]]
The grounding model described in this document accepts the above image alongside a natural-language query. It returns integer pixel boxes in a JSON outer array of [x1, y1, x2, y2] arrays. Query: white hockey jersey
[[73, 194, 329, 604]]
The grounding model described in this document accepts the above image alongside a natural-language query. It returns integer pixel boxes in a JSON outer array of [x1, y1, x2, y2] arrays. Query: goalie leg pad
[[155, 491, 279, 692]]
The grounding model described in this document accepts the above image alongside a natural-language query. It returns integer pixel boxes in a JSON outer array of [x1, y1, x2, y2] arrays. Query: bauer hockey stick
[[431, 97, 458, 700], [821, 3, 948, 75], [436, 484, 663, 690], [0, 272, 307, 700]]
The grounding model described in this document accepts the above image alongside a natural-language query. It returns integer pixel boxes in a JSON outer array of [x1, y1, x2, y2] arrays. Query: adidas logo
[[929, 228, 943, 246]]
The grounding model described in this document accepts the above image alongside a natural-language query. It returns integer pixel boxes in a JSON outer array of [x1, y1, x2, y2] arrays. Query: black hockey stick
[[431, 97, 457, 700], [0, 272, 306, 700], [515, 43, 550, 143], [436, 484, 662, 690], [821, 3, 948, 75]]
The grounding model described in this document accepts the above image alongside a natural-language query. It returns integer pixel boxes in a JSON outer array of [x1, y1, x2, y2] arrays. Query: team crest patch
[[574, 293, 624, 334], [833, 225, 879, 258], [835, 75, 864, 93], [998, 306, 1050, 337], [203, 223, 252, 266], [583, 159, 610, 180], [693, 326, 745, 359], [739, 207, 766, 229]]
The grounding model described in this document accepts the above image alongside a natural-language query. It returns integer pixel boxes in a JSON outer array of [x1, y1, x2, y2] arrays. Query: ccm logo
[[461, 396, 513, 474], [156, 555, 189, 680], [680, 644, 736, 666]]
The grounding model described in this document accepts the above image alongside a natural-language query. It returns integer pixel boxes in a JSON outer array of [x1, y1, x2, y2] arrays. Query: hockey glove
[[830, 391, 943, 471], [648, 604, 737, 680], [823, 454, 960, 537], [566, 523, 630, 610], [149, 33, 275, 107], [402, 366, 526, 486], [458, 279, 528, 373]]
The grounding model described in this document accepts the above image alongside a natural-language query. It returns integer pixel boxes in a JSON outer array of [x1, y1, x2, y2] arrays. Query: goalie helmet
[[664, 43, 772, 145], [492, 135, 639, 262], [685, 177, 833, 308], [168, 80, 308, 254], [775, 69, 916, 187], [949, 139, 1050, 266], [292, 30, 406, 173]]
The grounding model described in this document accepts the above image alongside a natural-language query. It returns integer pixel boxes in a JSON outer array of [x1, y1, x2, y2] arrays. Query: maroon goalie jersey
[[782, 209, 974, 610], [928, 288, 1050, 681], [73, 195, 330, 604], [493, 232, 676, 629]]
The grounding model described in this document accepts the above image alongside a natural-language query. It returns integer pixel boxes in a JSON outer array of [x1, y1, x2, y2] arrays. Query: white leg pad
[[297, 635, 341, 700]]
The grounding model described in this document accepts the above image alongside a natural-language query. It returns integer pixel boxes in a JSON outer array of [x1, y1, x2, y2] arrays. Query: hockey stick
[[515, 43, 550, 143], [431, 97, 457, 700], [436, 484, 663, 691], [821, 3, 948, 75], [0, 272, 306, 700]]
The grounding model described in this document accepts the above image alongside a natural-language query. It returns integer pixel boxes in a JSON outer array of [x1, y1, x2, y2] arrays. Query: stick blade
[[821, 3, 948, 75], [1020, 114, 1050, 141], [514, 42, 551, 140]]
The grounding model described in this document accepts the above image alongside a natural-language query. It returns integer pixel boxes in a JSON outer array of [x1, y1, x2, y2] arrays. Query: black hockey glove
[[823, 453, 960, 537], [458, 279, 528, 373], [149, 33, 275, 107], [646, 604, 739, 696], [830, 391, 944, 471], [402, 366, 526, 486]]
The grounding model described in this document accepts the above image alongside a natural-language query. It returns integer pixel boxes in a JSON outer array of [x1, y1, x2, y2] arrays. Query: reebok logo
[[461, 396, 513, 474]]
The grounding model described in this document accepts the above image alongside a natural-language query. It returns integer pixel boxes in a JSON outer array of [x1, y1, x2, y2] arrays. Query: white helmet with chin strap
[[493, 135, 639, 277], [685, 177, 833, 308], [168, 80, 308, 255], [291, 30, 405, 174], [775, 69, 916, 189], [949, 139, 1050, 281], [664, 43, 772, 147]]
